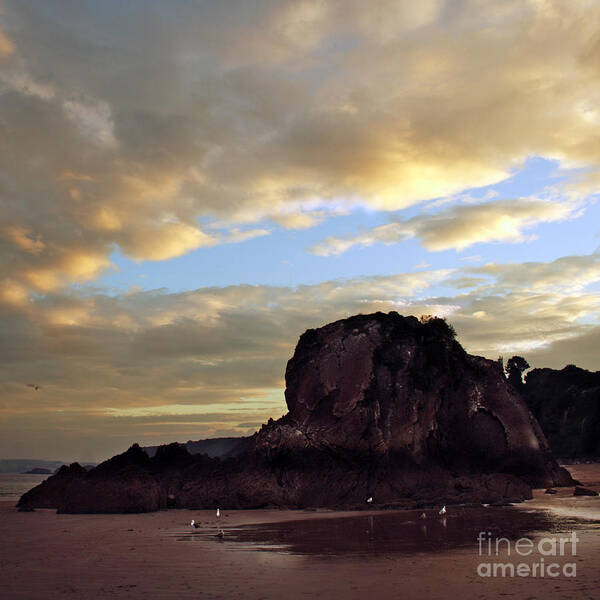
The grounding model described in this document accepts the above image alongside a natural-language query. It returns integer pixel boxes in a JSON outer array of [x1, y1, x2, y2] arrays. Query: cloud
[[469, 251, 600, 293], [526, 324, 600, 370], [0, 26, 13, 58], [1, 0, 600, 297], [117, 222, 216, 262], [222, 228, 270, 244], [310, 197, 581, 255], [2, 2, 600, 460], [449, 291, 600, 357], [2, 226, 45, 254]]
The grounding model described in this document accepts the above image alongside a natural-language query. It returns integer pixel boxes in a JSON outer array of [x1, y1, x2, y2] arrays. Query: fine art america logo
[[477, 531, 578, 578]]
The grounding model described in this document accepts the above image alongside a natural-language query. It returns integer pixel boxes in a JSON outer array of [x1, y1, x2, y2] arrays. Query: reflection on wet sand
[[174, 506, 596, 558]]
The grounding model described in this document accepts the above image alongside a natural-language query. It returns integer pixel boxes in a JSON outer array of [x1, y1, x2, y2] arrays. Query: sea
[[0, 473, 50, 502]]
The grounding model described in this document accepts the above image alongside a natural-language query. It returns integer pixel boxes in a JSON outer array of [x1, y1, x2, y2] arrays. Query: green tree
[[506, 355, 530, 389]]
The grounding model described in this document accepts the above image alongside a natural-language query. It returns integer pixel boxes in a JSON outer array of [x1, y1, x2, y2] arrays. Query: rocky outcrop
[[522, 365, 600, 459], [18, 463, 87, 510], [18, 444, 192, 513], [19, 312, 574, 513]]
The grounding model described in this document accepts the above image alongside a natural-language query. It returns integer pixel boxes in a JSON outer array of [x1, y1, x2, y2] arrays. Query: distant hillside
[[523, 365, 600, 459], [23, 468, 53, 474], [143, 436, 249, 459], [0, 459, 65, 474]]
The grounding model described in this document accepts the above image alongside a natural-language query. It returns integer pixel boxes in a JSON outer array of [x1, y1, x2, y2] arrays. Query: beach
[[1, 465, 599, 600]]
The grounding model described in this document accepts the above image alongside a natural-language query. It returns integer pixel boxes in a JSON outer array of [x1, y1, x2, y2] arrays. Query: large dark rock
[[522, 365, 600, 459], [18, 312, 574, 513], [18, 462, 87, 510], [18, 446, 165, 513]]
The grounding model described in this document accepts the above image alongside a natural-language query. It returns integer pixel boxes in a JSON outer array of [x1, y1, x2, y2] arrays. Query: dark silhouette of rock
[[18, 463, 87, 510], [573, 486, 598, 497], [18, 312, 574, 513], [521, 364, 600, 459]]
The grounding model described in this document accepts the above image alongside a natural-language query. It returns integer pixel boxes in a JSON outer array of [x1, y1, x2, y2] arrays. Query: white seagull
[[216, 508, 221, 518], [439, 506, 446, 515], [190, 519, 200, 529], [366, 497, 373, 504], [419, 512, 427, 520]]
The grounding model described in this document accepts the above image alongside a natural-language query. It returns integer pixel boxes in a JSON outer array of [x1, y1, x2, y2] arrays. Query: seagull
[[190, 519, 200, 529], [26, 384, 40, 391], [419, 512, 427, 520], [216, 508, 221, 518], [366, 497, 373, 504], [216, 529, 225, 538], [439, 506, 446, 515]]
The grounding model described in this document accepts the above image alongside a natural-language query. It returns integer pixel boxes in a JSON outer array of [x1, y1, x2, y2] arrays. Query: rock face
[[522, 365, 600, 459], [19, 312, 574, 513]]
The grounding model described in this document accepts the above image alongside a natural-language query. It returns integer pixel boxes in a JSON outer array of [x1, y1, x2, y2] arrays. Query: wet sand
[[1, 465, 599, 599]]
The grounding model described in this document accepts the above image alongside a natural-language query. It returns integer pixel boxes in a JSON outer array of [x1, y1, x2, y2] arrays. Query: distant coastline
[[21, 468, 52, 475], [0, 459, 65, 474]]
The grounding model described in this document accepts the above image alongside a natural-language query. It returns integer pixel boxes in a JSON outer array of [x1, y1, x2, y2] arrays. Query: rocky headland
[[18, 312, 574, 513], [521, 364, 600, 460], [22, 468, 53, 475]]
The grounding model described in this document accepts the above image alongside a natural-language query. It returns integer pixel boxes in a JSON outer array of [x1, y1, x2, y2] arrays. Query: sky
[[1, 0, 600, 462]]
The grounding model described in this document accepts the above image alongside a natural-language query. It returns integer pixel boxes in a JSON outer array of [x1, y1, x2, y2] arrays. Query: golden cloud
[[2, 1, 600, 459], [0, 26, 14, 57], [0, 0, 599, 298], [310, 198, 581, 255]]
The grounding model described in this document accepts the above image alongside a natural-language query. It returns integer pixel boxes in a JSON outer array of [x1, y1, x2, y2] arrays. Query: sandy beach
[[1, 465, 599, 600]]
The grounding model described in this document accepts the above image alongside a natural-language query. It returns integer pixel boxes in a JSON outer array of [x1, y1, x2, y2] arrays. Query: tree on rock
[[506, 356, 530, 389]]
